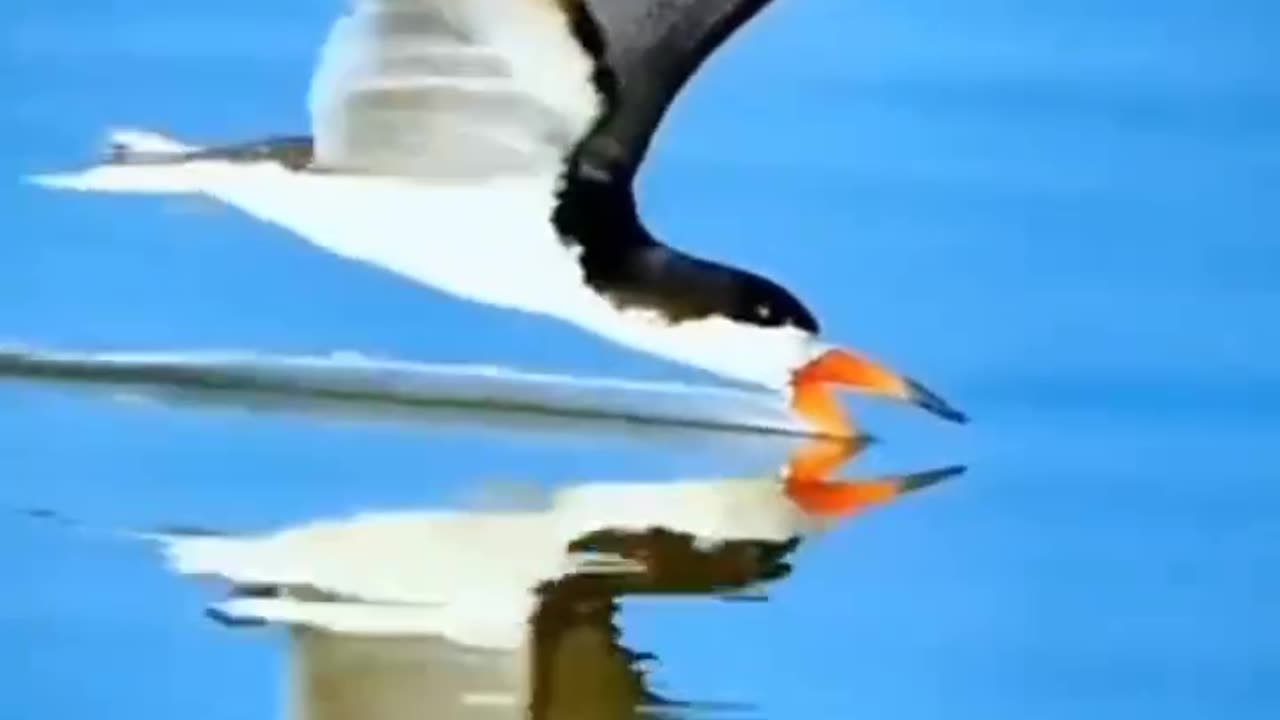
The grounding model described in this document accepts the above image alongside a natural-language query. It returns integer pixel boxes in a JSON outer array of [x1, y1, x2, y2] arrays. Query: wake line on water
[[0, 346, 841, 443]]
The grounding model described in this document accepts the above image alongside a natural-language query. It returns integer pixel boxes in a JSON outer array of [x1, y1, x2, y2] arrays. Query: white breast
[[195, 164, 579, 310]]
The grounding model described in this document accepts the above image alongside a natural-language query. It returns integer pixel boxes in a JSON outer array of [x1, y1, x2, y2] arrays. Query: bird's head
[[722, 268, 820, 333], [582, 257, 967, 435], [724, 269, 967, 427]]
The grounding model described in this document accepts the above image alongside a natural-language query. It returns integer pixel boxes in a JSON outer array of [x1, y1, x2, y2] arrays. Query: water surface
[[3, 0, 1277, 718]]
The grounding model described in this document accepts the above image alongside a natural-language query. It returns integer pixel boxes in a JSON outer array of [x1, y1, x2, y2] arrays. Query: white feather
[[26, 129, 199, 192], [307, 0, 601, 177], [107, 128, 196, 154]]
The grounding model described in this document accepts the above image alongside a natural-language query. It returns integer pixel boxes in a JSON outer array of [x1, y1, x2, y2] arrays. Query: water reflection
[[117, 440, 961, 719]]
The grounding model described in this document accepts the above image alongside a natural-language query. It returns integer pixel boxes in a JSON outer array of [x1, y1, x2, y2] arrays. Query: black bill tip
[[898, 464, 968, 493], [904, 377, 969, 424]]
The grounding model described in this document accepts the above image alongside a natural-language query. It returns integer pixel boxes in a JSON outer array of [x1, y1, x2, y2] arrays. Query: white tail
[[107, 128, 195, 157], [26, 128, 203, 194], [16, 505, 228, 555], [160, 535, 277, 580]]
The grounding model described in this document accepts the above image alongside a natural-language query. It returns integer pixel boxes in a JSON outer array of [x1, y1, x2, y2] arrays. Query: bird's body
[[29, 0, 968, 433], [70, 139, 816, 390]]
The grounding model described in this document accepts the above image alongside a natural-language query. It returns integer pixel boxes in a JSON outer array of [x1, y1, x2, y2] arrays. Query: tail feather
[[16, 505, 228, 546], [26, 127, 202, 193], [105, 128, 198, 164], [16, 505, 282, 586]]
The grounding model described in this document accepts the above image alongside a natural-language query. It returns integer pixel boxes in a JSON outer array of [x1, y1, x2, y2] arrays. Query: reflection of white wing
[[291, 629, 524, 720], [281, 598, 659, 720], [555, 477, 807, 543], [307, 0, 603, 178]]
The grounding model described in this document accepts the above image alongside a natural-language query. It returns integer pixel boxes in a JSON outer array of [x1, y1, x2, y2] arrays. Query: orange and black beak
[[791, 347, 968, 435]]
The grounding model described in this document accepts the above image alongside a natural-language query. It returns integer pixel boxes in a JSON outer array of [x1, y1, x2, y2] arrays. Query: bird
[[25, 439, 957, 718], [27, 0, 968, 438]]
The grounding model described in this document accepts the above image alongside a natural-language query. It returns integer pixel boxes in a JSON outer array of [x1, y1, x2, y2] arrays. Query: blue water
[[3, 0, 1278, 717]]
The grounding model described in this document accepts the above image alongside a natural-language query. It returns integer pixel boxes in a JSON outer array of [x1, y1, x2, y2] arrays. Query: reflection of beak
[[786, 437, 870, 485], [791, 347, 968, 435], [786, 464, 966, 519]]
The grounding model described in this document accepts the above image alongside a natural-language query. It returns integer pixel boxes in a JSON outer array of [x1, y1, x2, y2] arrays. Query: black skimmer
[[28, 0, 968, 437]]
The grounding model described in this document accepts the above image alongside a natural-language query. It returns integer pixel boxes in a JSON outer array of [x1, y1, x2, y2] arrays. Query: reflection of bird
[[279, 537, 795, 720], [51, 441, 956, 719], [28, 0, 967, 437]]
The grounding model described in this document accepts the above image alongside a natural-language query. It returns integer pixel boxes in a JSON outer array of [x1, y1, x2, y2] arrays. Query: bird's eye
[[755, 303, 772, 319]]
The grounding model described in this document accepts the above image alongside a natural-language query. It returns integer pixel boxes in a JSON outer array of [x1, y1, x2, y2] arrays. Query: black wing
[[572, 0, 777, 186]]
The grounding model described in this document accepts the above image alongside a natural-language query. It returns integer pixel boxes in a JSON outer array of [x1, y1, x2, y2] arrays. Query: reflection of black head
[[564, 527, 802, 595]]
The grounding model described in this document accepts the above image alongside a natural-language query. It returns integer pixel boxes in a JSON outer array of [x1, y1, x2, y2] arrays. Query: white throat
[[559, 300, 823, 391]]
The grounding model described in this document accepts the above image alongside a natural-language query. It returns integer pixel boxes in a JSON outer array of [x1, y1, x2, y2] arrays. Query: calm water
[[3, 0, 1278, 718]]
